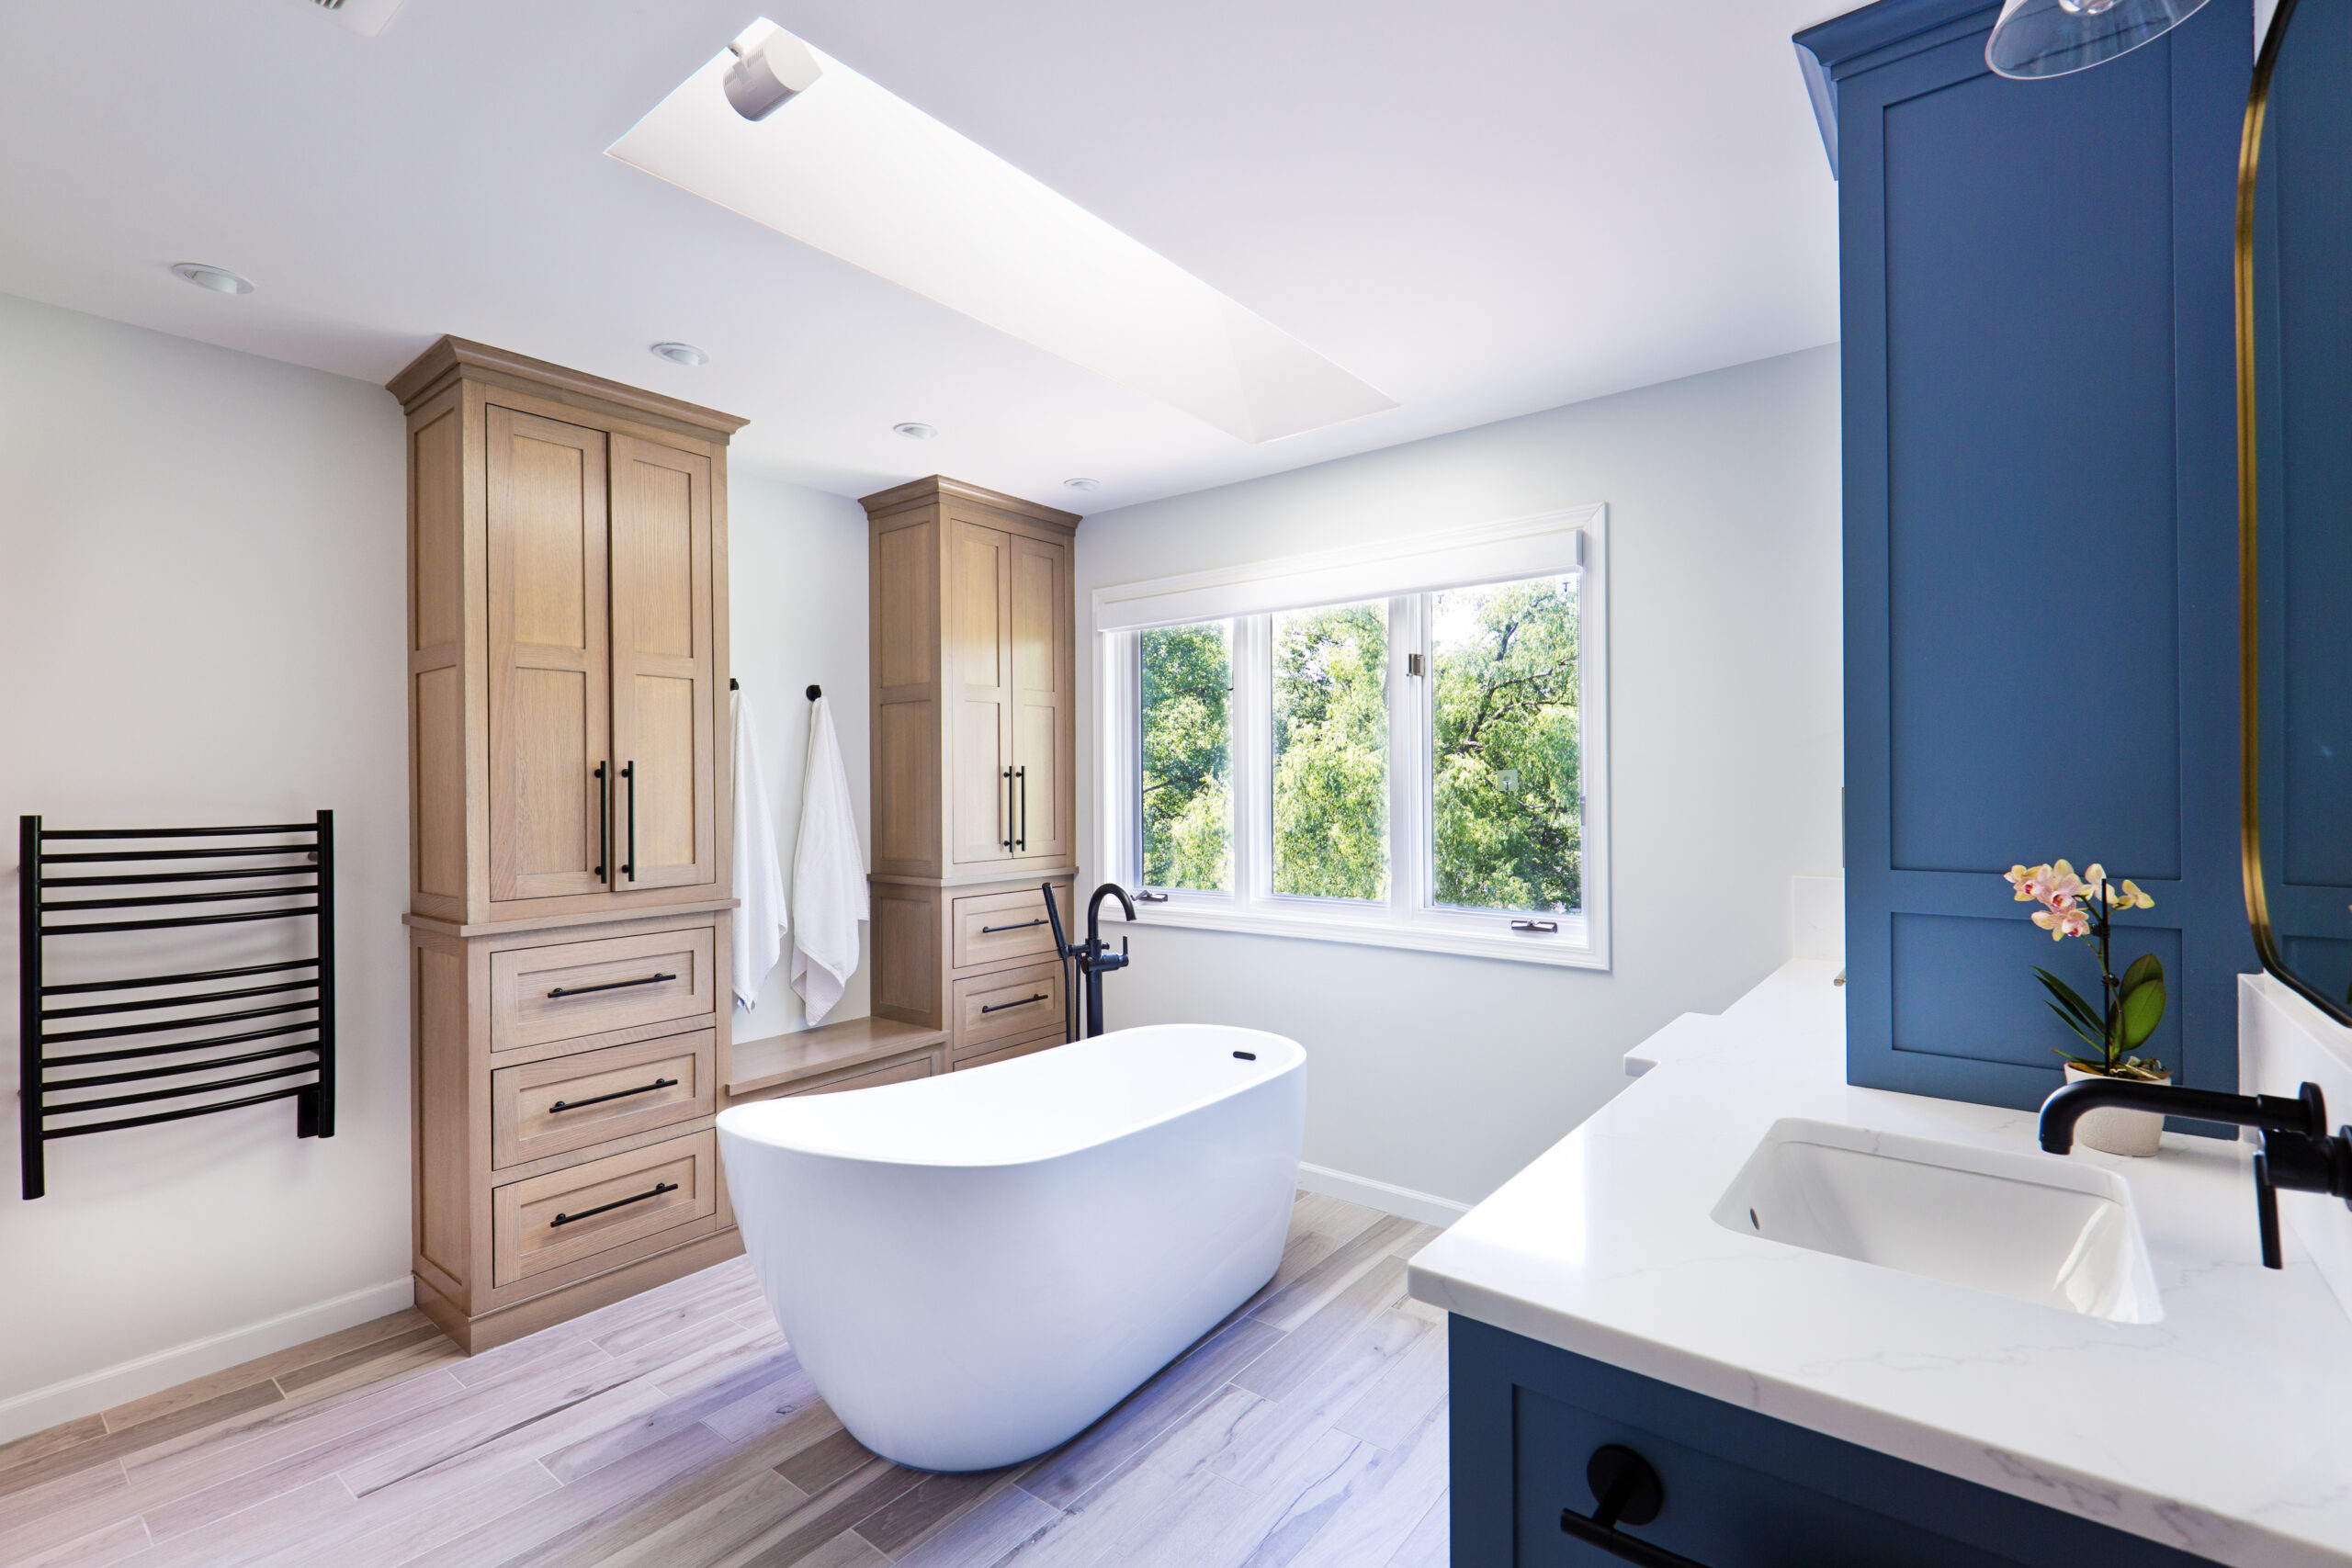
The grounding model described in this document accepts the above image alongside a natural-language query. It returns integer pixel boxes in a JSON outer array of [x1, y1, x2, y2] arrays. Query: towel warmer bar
[[17, 810, 335, 1200]]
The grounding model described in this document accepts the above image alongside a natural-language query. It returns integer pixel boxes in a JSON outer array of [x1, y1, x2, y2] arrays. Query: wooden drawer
[[791, 1053, 934, 1096], [492, 1129, 715, 1288], [952, 883, 1069, 971], [491, 922, 717, 1052], [951, 958, 1066, 1051], [955, 1031, 1063, 1071], [491, 1031, 714, 1169]]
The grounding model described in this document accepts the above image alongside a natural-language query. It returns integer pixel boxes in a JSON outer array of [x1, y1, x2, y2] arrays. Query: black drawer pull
[[1560, 1445, 1704, 1567], [547, 972, 675, 999], [1512, 919, 1560, 934], [548, 1077, 678, 1113], [979, 918, 1048, 934], [552, 1180, 678, 1228], [980, 993, 1049, 1014]]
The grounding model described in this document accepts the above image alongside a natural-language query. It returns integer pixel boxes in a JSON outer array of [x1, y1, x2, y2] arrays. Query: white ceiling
[[0, 0, 1841, 513]]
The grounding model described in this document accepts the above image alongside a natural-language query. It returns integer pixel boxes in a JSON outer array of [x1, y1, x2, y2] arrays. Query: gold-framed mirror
[[2239, 0, 2352, 1025]]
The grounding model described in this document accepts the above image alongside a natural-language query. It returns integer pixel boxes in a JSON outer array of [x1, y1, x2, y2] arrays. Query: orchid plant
[[2005, 860, 2168, 1082]]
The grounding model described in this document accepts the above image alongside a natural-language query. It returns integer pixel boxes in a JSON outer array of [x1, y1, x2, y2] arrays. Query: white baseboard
[[0, 1276, 415, 1446], [1297, 1161, 1472, 1229]]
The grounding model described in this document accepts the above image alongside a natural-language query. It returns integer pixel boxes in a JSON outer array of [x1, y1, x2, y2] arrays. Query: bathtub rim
[[715, 1021, 1305, 1171]]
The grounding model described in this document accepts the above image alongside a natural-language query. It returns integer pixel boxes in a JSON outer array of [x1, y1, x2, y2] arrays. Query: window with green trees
[[1113, 522, 1603, 964], [1272, 602, 1390, 901], [1138, 621, 1231, 891], [1430, 575, 1580, 913]]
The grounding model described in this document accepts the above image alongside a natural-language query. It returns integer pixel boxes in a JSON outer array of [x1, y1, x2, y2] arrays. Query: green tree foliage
[[1432, 578, 1580, 912], [1139, 624, 1231, 890], [1136, 579, 1581, 914], [1272, 604, 1390, 899]]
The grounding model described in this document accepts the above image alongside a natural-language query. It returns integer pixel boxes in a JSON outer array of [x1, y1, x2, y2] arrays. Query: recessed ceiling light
[[1063, 478, 1101, 492], [170, 263, 253, 296], [650, 342, 708, 367], [893, 423, 935, 440]]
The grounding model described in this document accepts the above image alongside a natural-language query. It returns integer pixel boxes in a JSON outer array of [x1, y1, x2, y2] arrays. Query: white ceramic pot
[[2063, 1063, 2171, 1156]]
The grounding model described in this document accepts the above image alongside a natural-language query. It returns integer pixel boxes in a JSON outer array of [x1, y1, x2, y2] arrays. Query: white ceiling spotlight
[[722, 27, 823, 121], [1063, 478, 1101, 492], [650, 341, 708, 367], [170, 263, 254, 296], [276, 0, 408, 39], [893, 423, 936, 440]]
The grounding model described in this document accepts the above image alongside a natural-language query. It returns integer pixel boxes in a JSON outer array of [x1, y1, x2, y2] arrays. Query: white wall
[[1076, 345, 1844, 1206], [0, 293, 876, 1436], [0, 294, 413, 1433]]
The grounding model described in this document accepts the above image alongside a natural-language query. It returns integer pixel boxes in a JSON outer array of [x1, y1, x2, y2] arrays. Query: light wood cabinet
[[864, 476, 1080, 1071], [395, 338, 736, 926], [392, 338, 745, 1352]]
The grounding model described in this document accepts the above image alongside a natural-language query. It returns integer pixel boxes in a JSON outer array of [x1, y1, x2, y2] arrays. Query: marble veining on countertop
[[1409, 959, 2352, 1567]]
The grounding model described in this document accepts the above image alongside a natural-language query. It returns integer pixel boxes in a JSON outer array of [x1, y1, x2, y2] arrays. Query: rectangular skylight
[[607, 23, 1396, 444]]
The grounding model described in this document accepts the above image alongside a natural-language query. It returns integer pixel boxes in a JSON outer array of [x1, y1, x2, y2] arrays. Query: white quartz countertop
[[1408, 960, 2352, 1567]]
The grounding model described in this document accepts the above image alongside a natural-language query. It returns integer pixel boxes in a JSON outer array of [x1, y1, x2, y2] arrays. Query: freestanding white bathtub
[[715, 1022, 1306, 1472]]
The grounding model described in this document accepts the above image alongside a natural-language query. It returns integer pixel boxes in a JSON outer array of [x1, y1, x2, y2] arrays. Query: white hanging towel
[[790, 694, 869, 1023], [730, 688, 788, 1010]]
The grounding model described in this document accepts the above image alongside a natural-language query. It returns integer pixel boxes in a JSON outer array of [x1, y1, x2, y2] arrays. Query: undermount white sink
[[1711, 1119, 2164, 1324]]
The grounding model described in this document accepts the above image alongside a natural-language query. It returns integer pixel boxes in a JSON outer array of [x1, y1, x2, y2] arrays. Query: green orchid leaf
[[2045, 998, 2107, 1051], [2120, 977, 2166, 1048], [2034, 968, 2104, 1036], [2120, 953, 2164, 994]]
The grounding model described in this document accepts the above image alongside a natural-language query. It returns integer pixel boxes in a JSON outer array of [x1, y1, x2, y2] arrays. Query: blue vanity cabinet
[[1797, 0, 2258, 1112], [1451, 1315, 2212, 1567]]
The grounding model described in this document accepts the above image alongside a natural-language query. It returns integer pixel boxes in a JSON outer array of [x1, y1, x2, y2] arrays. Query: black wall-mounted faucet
[[2039, 1077, 2352, 1268], [1042, 882, 1137, 1039]]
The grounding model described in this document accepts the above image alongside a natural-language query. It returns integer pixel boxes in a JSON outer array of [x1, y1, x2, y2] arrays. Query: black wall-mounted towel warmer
[[17, 810, 336, 1200]]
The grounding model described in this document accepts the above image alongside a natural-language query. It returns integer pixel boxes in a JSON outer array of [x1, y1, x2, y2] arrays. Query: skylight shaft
[[606, 24, 1395, 444]]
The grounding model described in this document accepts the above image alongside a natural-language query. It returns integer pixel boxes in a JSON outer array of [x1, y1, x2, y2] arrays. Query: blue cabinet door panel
[[1817, 0, 2256, 1110], [1453, 1314, 2217, 1568]]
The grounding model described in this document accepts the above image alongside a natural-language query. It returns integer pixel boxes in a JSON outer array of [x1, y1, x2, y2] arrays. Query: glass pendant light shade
[[1984, 0, 2211, 77]]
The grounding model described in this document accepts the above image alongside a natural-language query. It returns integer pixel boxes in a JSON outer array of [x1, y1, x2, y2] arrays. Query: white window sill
[[1125, 898, 1607, 969]]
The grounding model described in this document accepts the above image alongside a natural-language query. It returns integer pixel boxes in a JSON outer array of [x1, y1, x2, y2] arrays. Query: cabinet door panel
[[948, 519, 1012, 865], [488, 407, 610, 902], [610, 435, 718, 890], [1009, 534, 1069, 863]]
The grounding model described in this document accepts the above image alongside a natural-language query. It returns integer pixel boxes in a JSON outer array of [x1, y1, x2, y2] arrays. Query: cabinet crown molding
[[860, 474, 1081, 530], [386, 334, 749, 437]]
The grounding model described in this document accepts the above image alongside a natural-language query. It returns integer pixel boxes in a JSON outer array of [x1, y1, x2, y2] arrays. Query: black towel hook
[[806, 683, 822, 701]]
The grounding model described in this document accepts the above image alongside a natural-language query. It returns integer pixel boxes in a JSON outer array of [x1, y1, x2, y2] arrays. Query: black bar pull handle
[[1512, 919, 1560, 934], [620, 761, 637, 881], [550, 1077, 678, 1114], [1001, 767, 1014, 852], [551, 1180, 677, 1227], [1016, 765, 1028, 852], [1560, 1446, 1706, 1568], [548, 972, 674, 999], [980, 993, 1049, 1014], [980, 918, 1048, 934], [594, 762, 608, 882]]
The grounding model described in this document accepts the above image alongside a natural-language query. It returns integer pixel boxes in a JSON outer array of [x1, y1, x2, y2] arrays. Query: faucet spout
[[2036, 1077, 2320, 1154]]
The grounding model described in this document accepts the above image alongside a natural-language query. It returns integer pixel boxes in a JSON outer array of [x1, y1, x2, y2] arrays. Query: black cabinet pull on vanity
[[1559, 1445, 1708, 1567]]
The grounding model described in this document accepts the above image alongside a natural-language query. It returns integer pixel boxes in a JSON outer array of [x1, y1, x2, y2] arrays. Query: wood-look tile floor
[[0, 1193, 1449, 1568]]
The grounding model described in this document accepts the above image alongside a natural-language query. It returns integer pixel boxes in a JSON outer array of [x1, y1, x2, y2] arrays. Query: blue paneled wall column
[[1797, 0, 2256, 1109]]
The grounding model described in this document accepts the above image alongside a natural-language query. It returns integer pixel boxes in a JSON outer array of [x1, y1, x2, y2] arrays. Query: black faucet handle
[[2256, 1151, 2285, 1269]]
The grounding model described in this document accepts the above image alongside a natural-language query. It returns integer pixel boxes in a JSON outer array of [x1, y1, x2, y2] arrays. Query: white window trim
[[1092, 504, 1609, 970]]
